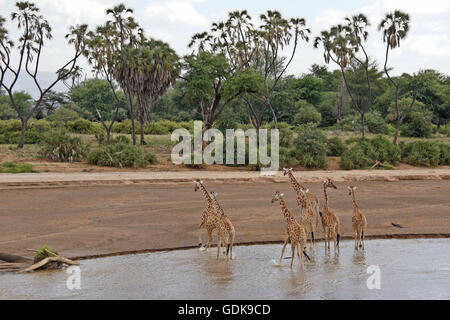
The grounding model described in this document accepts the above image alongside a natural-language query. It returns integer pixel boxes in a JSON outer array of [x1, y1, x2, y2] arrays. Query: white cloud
[[376, 0, 450, 14], [406, 34, 450, 56], [145, 1, 208, 26]]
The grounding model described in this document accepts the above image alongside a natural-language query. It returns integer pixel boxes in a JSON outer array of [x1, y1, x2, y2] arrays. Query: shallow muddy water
[[1, 239, 449, 300]]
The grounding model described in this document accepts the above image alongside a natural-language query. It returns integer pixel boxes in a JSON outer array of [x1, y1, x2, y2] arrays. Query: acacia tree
[[185, 17, 264, 135], [378, 10, 417, 145], [202, 10, 310, 131], [314, 14, 373, 136], [0, 1, 87, 148], [80, 22, 125, 144]]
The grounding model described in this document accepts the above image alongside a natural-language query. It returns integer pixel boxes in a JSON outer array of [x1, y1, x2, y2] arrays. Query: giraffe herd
[[193, 168, 367, 268]]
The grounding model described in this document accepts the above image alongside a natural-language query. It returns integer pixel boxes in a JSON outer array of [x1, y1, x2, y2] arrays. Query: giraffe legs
[[296, 242, 304, 270], [279, 236, 289, 264], [361, 229, 365, 250], [205, 227, 214, 251], [290, 242, 296, 268]]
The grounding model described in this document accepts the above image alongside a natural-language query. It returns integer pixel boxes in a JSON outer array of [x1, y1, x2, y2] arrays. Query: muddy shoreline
[[0, 177, 448, 261]]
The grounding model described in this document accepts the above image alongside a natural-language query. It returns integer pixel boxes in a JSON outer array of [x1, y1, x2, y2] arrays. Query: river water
[[1, 239, 449, 300]]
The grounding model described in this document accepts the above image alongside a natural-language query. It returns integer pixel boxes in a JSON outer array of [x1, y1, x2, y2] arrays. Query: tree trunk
[[0, 252, 31, 263], [106, 128, 111, 145], [393, 121, 401, 145], [140, 119, 146, 145], [127, 90, 136, 146], [361, 113, 365, 137], [18, 119, 27, 149]]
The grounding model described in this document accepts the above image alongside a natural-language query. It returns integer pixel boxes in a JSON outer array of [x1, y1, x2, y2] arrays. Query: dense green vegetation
[[0, 3, 448, 170]]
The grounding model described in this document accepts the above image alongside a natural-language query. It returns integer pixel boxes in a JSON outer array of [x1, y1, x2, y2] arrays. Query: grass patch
[[0, 162, 37, 173]]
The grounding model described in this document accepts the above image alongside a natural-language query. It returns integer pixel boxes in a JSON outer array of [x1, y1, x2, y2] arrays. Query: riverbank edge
[[70, 233, 450, 261]]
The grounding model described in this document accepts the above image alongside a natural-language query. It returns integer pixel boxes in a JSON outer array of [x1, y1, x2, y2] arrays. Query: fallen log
[[19, 255, 78, 273], [0, 252, 31, 263]]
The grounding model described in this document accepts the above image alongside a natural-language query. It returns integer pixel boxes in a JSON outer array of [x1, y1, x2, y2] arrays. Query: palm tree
[[378, 10, 416, 145], [123, 38, 180, 145], [106, 3, 140, 145]]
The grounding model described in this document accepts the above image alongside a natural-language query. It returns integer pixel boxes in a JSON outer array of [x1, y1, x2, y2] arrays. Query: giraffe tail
[[303, 250, 311, 261], [337, 234, 340, 246]]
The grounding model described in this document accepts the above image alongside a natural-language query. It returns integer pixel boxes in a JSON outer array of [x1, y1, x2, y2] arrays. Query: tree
[[183, 50, 263, 136], [106, 3, 140, 145], [47, 107, 79, 126], [378, 10, 417, 144], [187, 10, 310, 133], [122, 38, 180, 145], [70, 79, 126, 142], [82, 21, 128, 144], [314, 14, 374, 136], [0, 2, 87, 148]]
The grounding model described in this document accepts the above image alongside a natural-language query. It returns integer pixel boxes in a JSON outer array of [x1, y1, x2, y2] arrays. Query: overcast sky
[[1, 0, 449, 78]]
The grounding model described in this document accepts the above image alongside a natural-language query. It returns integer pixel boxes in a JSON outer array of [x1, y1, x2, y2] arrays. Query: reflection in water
[[1, 239, 449, 300]]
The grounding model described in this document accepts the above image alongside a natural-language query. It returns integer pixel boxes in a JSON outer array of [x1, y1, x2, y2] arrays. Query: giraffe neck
[[288, 172, 305, 191], [199, 182, 212, 203], [351, 190, 359, 212], [323, 183, 329, 210], [211, 195, 225, 216], [279, 197, 295, 224]]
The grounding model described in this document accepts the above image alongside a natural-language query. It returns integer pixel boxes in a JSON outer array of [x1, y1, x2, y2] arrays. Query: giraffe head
[[282, 168, 293, 176], [299, 188, 310, 197], [193, 179, 203, 192], [324, 178, 337, 189], [271, 191, 285, 203], [348, 186, 357, 195]]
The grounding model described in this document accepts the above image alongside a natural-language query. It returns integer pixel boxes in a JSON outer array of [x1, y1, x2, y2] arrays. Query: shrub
[[370, 136, 401, 165], [0, 162, 37, 173], [33, 246, 58, 264], [112, 135, 131, 145], [340, 140, 376, 170], [293, 125, 328, 168], [327, 136, 346, 156], [0, 130, 41, 144], [342, 114, 361, 132], [29, 119, 51, 133], [293, 103, 322, 126], [340, 136, 400, 169], [437, 142, 450, 165], [40, 129, 87, 162], [87, 143, 156, 168], [401, 141, 440, 167], [279, 147, 298, 167], [401, 111, 433, 138], [366, 112, 389, 134], [68, 119, 96, 134]]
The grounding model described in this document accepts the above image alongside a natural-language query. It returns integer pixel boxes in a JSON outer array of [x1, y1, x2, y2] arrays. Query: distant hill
[[2, 71, 68, 98]]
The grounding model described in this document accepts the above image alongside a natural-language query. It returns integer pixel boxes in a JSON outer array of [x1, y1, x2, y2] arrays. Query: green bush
[[366, 112, 389, 134], [401, 111, 433, 138], [437, 142, 450, 165], [112, 135, 131, 145], [340, 136, 400, 170], [0, 119, 22, 134], [40, 129, 87, 162], [29, 119, 51, 133], [293, 103, 322, 126], [370, 136, 401, 164], [33, 246, 58, 264], [401, 141, 440, 167], [342, 114, 361, 132], [87, 143, 156, 168], [68, 119, 98, 134], [293, 125, 328, 168], [0, 130, 41, 144], [279, 147, 298, 167], [0, 162, 37, 173], [327, 136, 346, 156]]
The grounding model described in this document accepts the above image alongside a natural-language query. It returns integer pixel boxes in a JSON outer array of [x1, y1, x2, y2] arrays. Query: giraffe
[[299, 188, 317, 247], [320, 178, 341, 252], [283, 168, 320, 244], [194, 179, 217, 251], [348, 186, 367, 250], [271, 191, 310, 269], [210, 191, 235, 260]]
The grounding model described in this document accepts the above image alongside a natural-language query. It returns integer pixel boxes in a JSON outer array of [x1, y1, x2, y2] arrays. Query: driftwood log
[[0, 250, 78, 273]]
